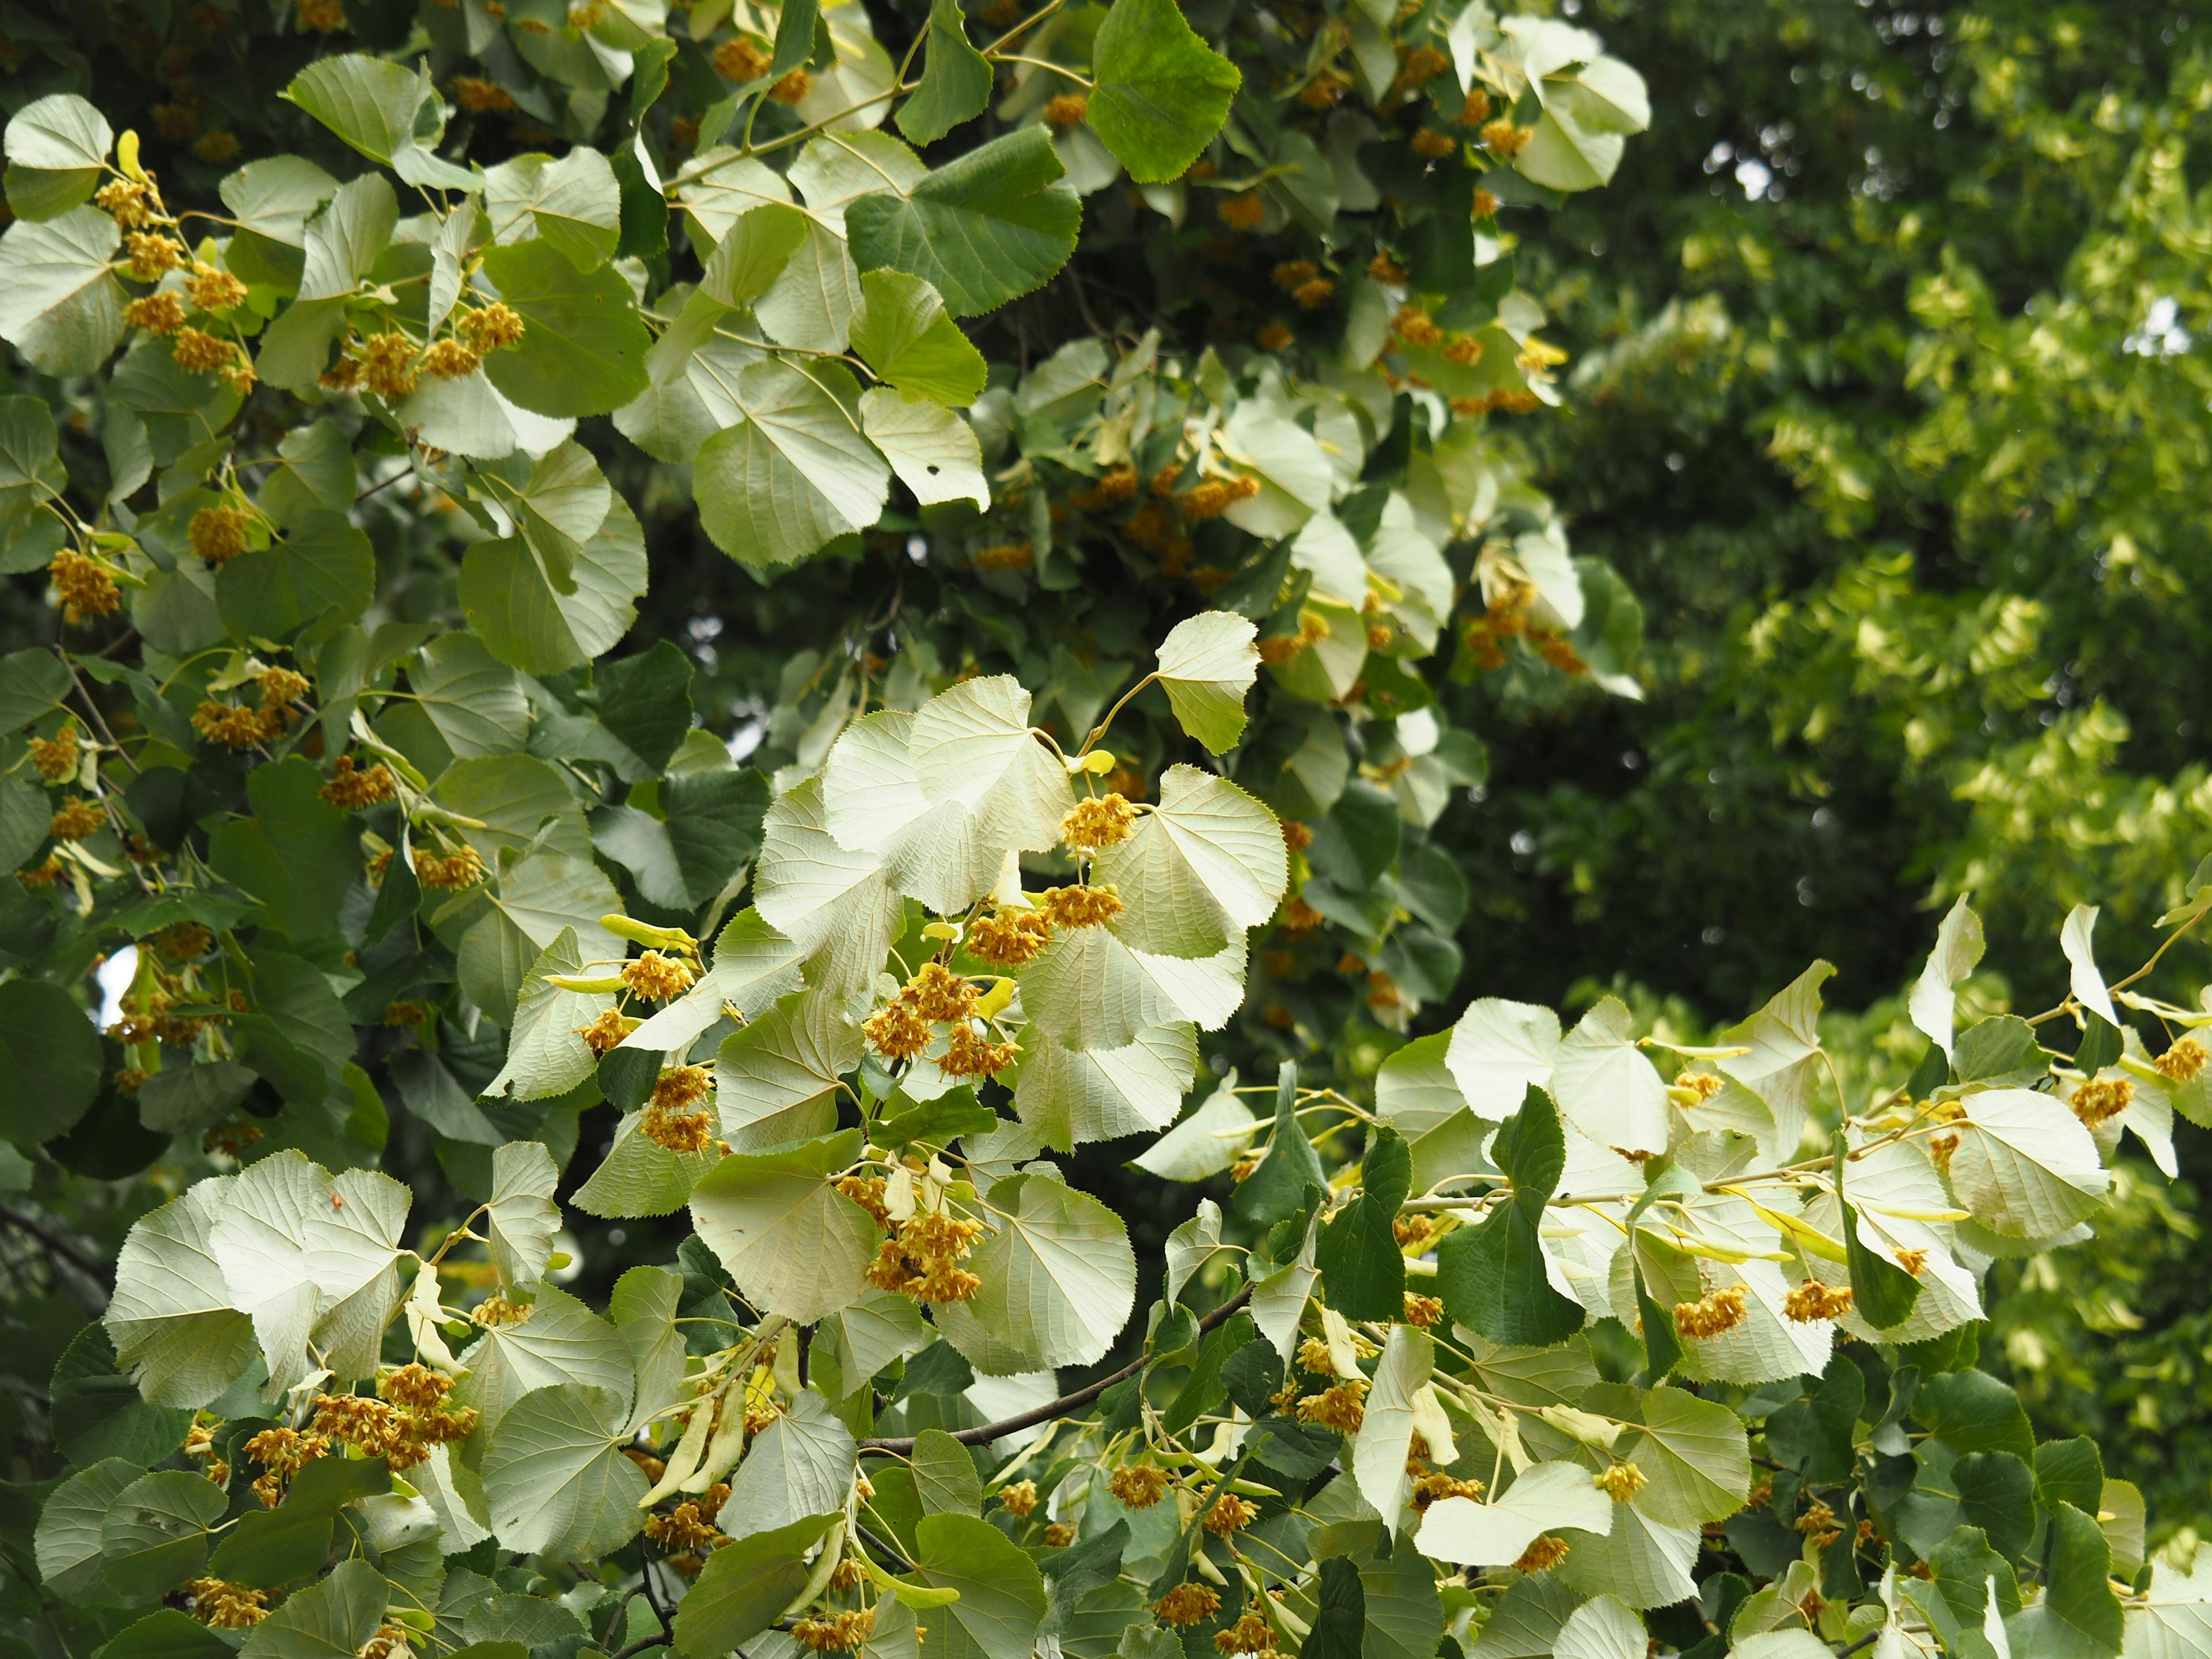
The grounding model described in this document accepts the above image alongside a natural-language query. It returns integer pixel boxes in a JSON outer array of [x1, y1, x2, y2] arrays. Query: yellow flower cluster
[[49, 798, 105, 841], [49, 548, 122, 621], [1197, 1487, 1256, 1533], [2070, 1077, 2131, 1126], [1042, 883, 1122, 927], [967, 907, 1052, 966], [190, 505, 252, 565], [642, 1065, 717, 1152], [577, 1008, 640, 1053], [867, 1206, 985, 1304], [320, 756, 397, 808], [712, 36, 771, 78], [1061, 793, 1136, 850], [1180, 475, 1262, 520], [622, 949, 695, 1000], [1403, 1291, 1444, 1327], [997, 1479, 1038, 1518], [28, 721, 79, 781], [1672, 1286, 1747, 1339], [1411, 1471, 1484, 1509], [183, 1578, 270, 1628], [1109, 1464, 1171, 1509], [792, 1611, 874, 1653], [2157, 1037, 2209, 1082], [1782, 1279, 1854, 1323], [1595, 1463, 1646, 1502], [242, 1425, 329, 1506], [456, 304, 527, 353], [414, 844, 488, 890], [1154, 1584, 1221, 1627], [1513, 1535, 1570, 1572], [1043, 92, 1089, 127], [310, 1383, 476, 1472], [1296, 1380, 1367, 1433], [1215, 1613, 1275, 1654]]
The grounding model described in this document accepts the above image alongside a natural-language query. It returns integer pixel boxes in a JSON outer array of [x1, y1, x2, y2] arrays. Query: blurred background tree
[[1431, 0, 2212, 1533]]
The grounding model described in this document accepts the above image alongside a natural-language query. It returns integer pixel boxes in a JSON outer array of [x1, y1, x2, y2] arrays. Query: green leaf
[[487, 1141, 562, 1289], [412, 632, 532, 760], [715, 987, 859, 1148], [1837, 1129, 1922, 1330], [862, 388, 990, 509], [759, 218, 864, 354], [910, 1512, 1049, 1659], [1948, 1087, 2110, 1238], [460, 854, 626, 1025], [1088, 0, 1242, 183], [1318, 1124, 1410, 1319], [461, 497, 649, 675], [1437, 1086, 1584, 1345], [0, 647, 71, 731], [207, 756, 358, 942], [0, 978, 103, 1145], [934, 1171, 1137, 1374], [1415, 1460, 1613, 1567], [454, 1284, 634, 1440], [36, 1457, 143, 1603], [2009, 1503, 2125, 1659], [673, 1513, 842, 1658], [720, 1391, 859, 1540], [5, 94, 111, 220], [207, 1456, 388, 1590], [486, 148, 622, 270], [697, 359, 891, 568], [221, 156, 341, 255], [94, 1611, 237, 1659], [1134, 1076, 1256, 1181], [753, 774, 904, 998], [0, 397, 65, 550], [1234, 1061, 1324, 1226], [480, 1383, 650, 1560], [238, 1558, 388, 1659], [698, 203, 810, 309], [1092, 764, 1287, 958], [480, 240, 652, 417], [1917, 1369, 2036, 1462], [217, 511, 376, 639], [50, 1323, 196, 1467], [0, 206, 126, 374], [912, 1427, 984, 1516], [283, 55, 434, 166], [897, 0, 993, 146], [771, 0, 820, 76], [691, 1127, 878, 1323], [1154, 611, 1260, 753], [1617, 1385, 1750, 1527], [1351, 1323, 1434, 1525], [846, 127, 1082, 317], [2037, 1437, 2106, 1515], [851, 270, 988, 407], [1013, 1021, 1196, 1151], [108, 1180, 261, 1408], [490, 929, 612, 1103], [102, 1469, 228, 1600]]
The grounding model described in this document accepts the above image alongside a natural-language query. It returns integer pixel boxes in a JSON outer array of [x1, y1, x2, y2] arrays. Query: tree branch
[[0, 1204, 113, 1292], [857, 1283, 1253, 1452]]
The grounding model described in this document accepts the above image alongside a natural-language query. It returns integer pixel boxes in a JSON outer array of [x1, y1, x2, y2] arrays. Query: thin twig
[[857, 1284, 1253, 1452], [0, 1205, 113, 1291], [57, 650, 139, 777]]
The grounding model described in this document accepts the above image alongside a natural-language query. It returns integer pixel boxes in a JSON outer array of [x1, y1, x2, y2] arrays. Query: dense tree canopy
[[3, 7, 2212, 1659]]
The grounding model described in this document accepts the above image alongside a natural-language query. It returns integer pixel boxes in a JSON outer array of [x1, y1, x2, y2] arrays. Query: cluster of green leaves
[[25, 642, 2212, 1659]]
